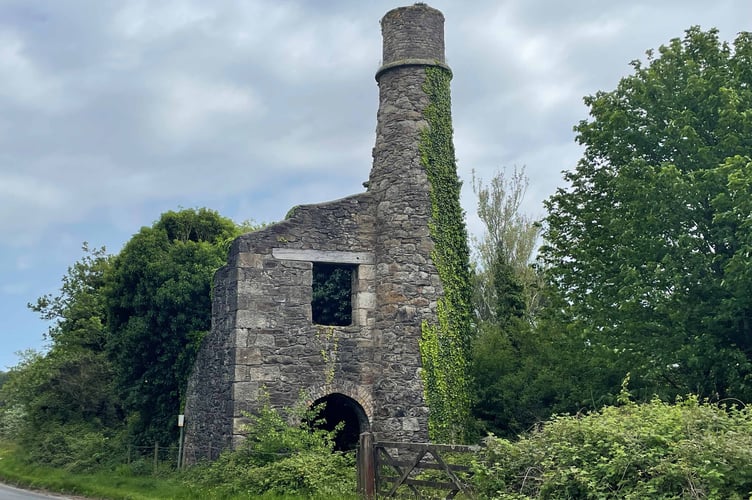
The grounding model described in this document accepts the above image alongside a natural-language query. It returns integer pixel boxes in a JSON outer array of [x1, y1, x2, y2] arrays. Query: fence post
[[358, 432, 376, 499], [153, 442, 159, 473]]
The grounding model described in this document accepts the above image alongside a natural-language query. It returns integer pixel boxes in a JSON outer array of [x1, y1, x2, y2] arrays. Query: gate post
[[358, 432, 376, 499]]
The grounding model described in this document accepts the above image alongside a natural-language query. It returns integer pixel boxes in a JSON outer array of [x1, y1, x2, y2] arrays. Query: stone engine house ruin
[[183, 3, 458, 460]]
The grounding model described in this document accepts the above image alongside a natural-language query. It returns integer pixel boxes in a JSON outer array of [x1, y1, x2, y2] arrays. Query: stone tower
[[183, 4, 456, 461]]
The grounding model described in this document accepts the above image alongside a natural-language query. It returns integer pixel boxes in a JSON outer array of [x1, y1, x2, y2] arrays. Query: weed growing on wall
[[419, 65, 474, 444]]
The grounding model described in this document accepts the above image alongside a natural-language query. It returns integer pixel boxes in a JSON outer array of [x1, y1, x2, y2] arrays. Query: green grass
[[0, 442, 357, 499], [0, 442, 207, 499]]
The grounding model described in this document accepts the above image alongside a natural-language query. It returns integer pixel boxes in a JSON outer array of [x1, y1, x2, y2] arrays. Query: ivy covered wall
[[419, 65, 475, 443]]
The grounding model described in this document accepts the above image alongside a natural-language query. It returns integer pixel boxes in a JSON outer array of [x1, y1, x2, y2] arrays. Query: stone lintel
[[272, 248, 374, 265]]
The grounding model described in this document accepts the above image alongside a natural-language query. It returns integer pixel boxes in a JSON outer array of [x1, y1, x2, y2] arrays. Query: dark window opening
[[307, 393, 368, 451], [312, 263, 354, 326]]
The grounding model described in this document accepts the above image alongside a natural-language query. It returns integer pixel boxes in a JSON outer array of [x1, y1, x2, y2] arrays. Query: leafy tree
[[10, 244, 118, 428], [469, 169, 571, 437], [0, 245, 121, 465], [471, 167, 542, 321], [28, 243, 112, 351], [541, 27, 752, 402], [470, 256, 556, 437], [105, 208, 241, 446]]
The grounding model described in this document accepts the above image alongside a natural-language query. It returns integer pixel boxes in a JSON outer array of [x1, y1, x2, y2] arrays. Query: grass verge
[[0, 442, 204, 500], [0, 442, 357, 499]]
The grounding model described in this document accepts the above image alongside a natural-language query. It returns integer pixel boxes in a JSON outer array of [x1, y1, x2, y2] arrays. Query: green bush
[[471, 393, 752, 499], [0, 405, 26, 440], [187, 399, 356, 498], [17, 423, 125, 473]]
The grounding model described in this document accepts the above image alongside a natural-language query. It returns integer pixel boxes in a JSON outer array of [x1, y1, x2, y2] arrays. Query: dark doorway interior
[[308, 393, 368, 451]]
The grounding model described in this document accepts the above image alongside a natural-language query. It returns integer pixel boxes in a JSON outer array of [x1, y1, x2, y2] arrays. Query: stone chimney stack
[[368, 4, 451, 197], [365, 4, 454, 442], [379, 4, 446, 66]]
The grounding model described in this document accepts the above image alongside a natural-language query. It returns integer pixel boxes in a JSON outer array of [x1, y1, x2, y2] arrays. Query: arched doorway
[[309, 393, 369, 451]]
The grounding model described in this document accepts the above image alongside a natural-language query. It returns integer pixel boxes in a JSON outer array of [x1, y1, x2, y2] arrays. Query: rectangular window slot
[[312, 263, 355, 326]]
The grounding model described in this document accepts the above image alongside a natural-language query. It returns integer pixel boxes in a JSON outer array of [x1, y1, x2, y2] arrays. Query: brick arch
[[305, 381, 374, 428]]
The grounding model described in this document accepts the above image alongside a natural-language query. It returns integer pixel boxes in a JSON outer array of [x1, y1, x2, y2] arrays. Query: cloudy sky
[[1, 0, 748, 369]]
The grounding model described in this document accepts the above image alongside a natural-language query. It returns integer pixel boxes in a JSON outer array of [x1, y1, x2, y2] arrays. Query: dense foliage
[[0, 208, 247, 463], [106, 208, 241, 445], [472, 388, 752, 499], [311, 264, 353, 326], [187, 399, 356, 498], [419, 65, 475, 443], [468, 169, 563, 438], [0, 244, 122, 470], [542, 27, 752, 402]]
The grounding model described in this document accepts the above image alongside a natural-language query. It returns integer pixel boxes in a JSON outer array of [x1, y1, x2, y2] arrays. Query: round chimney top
[[376, 3, 450, 80]]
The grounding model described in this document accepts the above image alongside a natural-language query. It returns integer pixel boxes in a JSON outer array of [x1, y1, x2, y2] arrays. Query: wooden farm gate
[[357, 432, 478, 499]]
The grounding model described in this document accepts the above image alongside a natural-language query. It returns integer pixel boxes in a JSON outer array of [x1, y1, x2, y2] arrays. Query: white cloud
[[15, 255, 33, 271], [111, 1, 214, 41], [572, 18, 626, 41], [152, 75, 261, 140], [0, 30, 63, 110]]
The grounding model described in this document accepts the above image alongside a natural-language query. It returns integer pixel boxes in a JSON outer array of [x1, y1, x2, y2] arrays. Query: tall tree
[[471, 167, 542, 321], [105, 208, 241, 445], [469, 169, 567, 437], [21, 244, 117, 427], [541, 28, 752, 401]]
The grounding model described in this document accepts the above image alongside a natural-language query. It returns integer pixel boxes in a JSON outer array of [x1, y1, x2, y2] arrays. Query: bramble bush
[[471, 385, 752, 499]]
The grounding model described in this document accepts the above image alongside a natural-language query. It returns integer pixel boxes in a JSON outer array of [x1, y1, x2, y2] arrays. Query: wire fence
[[130, 441, 301, 471], [181, 442, 225, 465], [126, 443, 180, 472]]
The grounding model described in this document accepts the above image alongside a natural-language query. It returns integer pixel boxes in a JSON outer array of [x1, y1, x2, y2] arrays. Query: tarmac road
[[0, 483, 73, 499]]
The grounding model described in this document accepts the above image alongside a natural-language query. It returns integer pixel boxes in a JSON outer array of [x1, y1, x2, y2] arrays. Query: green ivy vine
[[419, 65, 474, 443], [315, 325, 339, 385]]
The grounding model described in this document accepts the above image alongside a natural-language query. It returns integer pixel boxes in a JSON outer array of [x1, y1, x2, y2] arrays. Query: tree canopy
[[0, 208, 255, 465], [106, 208, 241, 445], [542, 27, 752, 401]]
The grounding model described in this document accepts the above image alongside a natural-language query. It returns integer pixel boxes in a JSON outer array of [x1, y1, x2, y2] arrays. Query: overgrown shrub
[[18, 423, 125, 472], [471, 392, 752, 499], [187, 399, 356, 498], [0, 405, 26, 440]]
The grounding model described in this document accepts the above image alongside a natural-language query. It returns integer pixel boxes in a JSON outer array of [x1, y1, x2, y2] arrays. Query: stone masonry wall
[[183, 3, 453, 461]]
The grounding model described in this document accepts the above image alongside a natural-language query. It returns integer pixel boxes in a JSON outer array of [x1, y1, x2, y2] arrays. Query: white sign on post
[[178, 414, 185, 427]]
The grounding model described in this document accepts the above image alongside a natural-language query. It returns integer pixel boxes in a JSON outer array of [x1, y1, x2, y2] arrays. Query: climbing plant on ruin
[[419, 65, 474, 443]]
